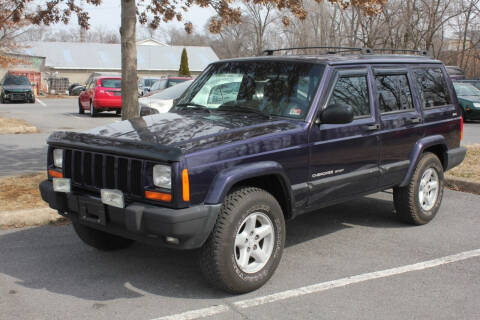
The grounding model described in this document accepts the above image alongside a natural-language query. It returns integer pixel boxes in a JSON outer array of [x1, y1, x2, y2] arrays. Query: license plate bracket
[[78, 197, 106, 225]]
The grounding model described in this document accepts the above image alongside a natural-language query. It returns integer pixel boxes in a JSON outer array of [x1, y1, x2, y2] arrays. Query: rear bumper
[[39, 180, 221, 249], [94, 98, 121, 108], [446, 147, 467, 171]]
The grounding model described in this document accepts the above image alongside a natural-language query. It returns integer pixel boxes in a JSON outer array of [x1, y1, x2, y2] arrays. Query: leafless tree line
[[14, 0, 480, 78]]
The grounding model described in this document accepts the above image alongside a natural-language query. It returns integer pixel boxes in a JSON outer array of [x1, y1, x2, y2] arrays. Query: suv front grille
[[63, 149, 144, 198]]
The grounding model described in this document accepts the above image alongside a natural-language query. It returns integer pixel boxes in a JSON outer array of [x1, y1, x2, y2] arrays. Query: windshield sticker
[[289, 108, 302, 116]]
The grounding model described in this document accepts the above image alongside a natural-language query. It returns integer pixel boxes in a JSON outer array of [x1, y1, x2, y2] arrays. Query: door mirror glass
[[320, 104, 354, 124]]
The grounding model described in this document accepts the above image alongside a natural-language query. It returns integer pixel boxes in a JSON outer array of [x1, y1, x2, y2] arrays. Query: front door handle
[[366, 124, 380, 131], [407, 117, 421, 124]]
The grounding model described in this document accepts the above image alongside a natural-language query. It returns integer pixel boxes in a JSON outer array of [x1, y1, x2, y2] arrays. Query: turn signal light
[[48, 169, 63, 178], [145, 190, 172, 202], [182, 169, 190, 202]]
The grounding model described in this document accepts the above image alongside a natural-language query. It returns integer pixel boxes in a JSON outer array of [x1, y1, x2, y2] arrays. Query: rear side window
[[328, 75, 370, 118], [413, 68, 451, 108], [375, 74, 414, 113]]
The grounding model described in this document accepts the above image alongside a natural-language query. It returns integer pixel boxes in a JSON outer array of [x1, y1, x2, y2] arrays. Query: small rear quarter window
[[413, 67, 451, 108]]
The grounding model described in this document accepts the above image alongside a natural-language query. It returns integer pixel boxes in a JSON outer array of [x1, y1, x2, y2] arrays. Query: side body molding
[[399, 135, 447, 187], [204, 161, 293, 209]]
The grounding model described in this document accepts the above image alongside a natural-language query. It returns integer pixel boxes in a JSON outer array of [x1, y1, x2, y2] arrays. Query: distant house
[[19, 40, 218, 84]]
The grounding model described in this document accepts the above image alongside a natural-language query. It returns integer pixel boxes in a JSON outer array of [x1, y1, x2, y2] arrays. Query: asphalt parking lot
[[0, 98, 479, 319], [0, 190, 479, 320]]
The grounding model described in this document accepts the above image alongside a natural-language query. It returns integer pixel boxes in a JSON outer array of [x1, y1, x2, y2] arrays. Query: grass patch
[[446, 144, 480, 182], [0, 172, 48, 211], [0, 116, 39, 134]]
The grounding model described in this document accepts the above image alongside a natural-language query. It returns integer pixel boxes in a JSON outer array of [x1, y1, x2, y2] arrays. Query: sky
[[80, 0, 216, 36]]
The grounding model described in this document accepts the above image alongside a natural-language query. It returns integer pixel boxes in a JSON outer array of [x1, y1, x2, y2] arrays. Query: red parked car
[[78, 76, 121, 117]]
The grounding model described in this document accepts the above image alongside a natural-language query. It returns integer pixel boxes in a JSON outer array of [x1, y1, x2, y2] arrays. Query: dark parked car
[[0, 74, 35, 103], [453, 81, 480, 120], [445, 66, 466, 80], [40, 48, 466, 293], [68, 83, 82, 96], [456, 79, 480, 90]]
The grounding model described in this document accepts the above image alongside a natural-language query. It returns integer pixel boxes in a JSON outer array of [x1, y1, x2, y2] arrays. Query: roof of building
[[136, 38, 169, 46], [20, 41, 218, 72]]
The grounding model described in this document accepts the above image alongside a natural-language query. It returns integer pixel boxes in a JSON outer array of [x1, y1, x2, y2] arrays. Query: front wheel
[[89, 101, 96, 117], [72, 222, 135, 251], [199, 187, 285, 293], [393, 152, 444, 225], [78, 99, 84, 114]]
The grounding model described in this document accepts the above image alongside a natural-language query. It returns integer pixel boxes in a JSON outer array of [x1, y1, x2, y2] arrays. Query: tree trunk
[[120, 0, 138, 120]]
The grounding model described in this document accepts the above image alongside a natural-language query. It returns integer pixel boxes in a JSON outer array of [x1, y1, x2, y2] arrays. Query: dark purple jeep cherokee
[[40, 49, 466, 293]]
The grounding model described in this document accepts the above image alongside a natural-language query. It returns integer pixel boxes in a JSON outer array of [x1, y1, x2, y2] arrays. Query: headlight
[[53, 149, 63, 168], [153, 165, 171, 189], [473, 102, 480, 109]]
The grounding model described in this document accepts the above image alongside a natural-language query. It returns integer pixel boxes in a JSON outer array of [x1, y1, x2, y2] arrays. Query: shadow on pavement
[[0, 144, 46, 176], [0, 195, 405, 301]]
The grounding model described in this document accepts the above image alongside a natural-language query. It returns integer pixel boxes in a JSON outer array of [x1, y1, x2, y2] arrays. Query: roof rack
[[370, 48, 429, 56], [263, 46, 430, 57], [263, 46, 373, 56]]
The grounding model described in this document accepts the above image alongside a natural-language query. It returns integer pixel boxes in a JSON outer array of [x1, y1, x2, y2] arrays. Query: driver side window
[[328, 74, 371, 118]]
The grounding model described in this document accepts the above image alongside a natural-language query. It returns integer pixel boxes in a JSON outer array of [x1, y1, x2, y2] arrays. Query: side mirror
[[319, 104, 354, 124]]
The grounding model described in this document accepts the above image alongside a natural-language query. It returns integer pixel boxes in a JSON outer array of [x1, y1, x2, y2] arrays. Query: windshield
[[101, 79, 121, 88], [4, 75, 30, 86], [454, 83, 480, 96], [143, 79, 159, 87], [175, 61, 324, 119], [151, 80, 193, 100], [167, 78, 190, 88]]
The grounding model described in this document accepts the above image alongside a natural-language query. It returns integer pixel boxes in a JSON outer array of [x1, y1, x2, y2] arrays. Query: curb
[[0, 207, 64, 228], [445, 177, 480, 195]]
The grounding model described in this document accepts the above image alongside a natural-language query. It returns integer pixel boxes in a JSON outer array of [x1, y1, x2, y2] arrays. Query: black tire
[[115, 109, 121, 116], [393, 152, 444, 225], [72, 222, 135, 251], [29, 97, 35, 104], [199, 187, 285, 293], [78, 99, 84, 114], [89, 101, 96, 117]]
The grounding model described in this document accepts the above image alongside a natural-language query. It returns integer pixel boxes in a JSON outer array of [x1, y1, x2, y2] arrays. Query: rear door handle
[[366, 124, 380, 131], [407, 117, 421, 124]]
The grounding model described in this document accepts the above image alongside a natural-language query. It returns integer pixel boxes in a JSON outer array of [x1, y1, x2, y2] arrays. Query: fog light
[[101, 189, 125, 208], [53, 178, 71, 193], [165, 236, 179, 245]]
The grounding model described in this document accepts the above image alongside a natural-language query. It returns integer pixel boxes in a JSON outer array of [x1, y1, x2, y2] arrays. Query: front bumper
[[39, 180, 221, 249]]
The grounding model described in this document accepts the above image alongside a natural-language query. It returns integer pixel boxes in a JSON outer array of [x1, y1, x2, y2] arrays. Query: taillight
[[460, 116, 464, 141]]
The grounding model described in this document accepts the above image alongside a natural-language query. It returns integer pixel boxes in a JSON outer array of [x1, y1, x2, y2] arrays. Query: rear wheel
[[89, 101, 96, 117], [72, 222, 135, 251], [393, 152, 444, 225], [115, 109, 121, 116], [199, 187, 285, 293], [78, 99, 84, 114]]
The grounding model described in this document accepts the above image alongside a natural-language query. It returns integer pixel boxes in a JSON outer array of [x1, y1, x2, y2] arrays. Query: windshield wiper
[[175, 103, 211, 113], [218, 103, 271, 119]]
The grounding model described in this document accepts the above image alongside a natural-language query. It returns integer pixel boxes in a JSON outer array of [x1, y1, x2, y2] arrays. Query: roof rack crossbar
[[263, 46, 373, 56], [372, 48, 429, 56]]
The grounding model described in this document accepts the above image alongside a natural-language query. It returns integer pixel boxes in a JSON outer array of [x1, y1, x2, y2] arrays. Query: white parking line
[[150, 248, 480, 320], [36, 98, 46, 107]]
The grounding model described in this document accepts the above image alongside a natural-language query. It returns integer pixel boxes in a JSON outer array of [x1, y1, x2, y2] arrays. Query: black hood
[[48, 111, 303, 161], [3, 84, 32, 92], [87, 111, 301, 152]]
